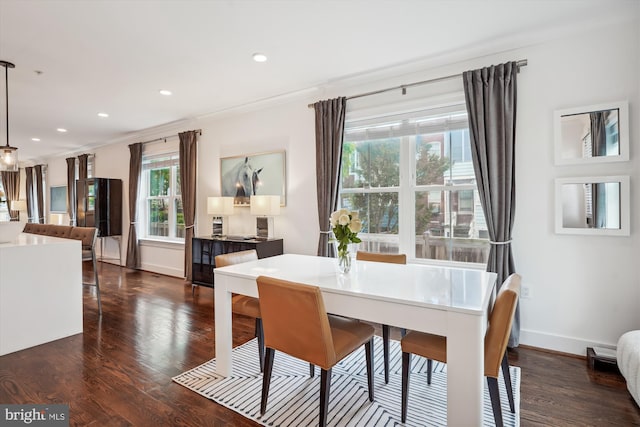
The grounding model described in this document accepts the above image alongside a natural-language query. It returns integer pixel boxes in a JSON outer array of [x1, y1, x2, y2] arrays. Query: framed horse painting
[[220, 150, 286, 206]]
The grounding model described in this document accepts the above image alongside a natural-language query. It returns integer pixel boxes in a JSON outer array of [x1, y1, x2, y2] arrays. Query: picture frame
[[220, 150, 286, 206], [50, 185, 67, 213]]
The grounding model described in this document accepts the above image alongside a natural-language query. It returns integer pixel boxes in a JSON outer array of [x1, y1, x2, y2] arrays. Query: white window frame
[[340, 102, 487, 267], [140, 152, 184, 243]]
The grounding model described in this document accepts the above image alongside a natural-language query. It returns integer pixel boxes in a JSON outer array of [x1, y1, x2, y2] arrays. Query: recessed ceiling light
[[57, 128, 67, 133], [97, 112, 109, 118], [31, 138, 40, 142], [159, 89, 172, 96], [252, 53, 267, 63]]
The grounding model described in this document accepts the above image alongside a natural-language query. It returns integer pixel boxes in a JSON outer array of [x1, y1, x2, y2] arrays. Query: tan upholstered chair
[[69, 227, 102, 316], [400, 273, 521, 426], [257, 275, 375, 427], [214, 250, 264, 370], [356, 250, 407, 384]]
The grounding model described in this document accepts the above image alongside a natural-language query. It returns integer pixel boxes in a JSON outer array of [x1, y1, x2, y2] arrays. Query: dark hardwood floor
[[1, 262, 638, 426]]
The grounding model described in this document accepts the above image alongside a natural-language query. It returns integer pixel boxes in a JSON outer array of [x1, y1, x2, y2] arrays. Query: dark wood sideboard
[[192, 236, 284, 288]]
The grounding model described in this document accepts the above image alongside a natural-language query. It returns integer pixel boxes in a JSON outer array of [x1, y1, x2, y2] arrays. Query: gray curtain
[[126, 143, 142, 269], [463, 62, 519, 347], [0, 171, 19, 221], [25, 166, 35, 222], [66, 157, 76, 225], [78, 154, 89, 180], [34, 165, 44, 223], [313, 97, 347, 257], [590, 111, 607, 157], [179, 130, 198, 280]]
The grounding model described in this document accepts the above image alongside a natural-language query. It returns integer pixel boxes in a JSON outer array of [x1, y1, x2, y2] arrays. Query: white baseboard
[[139, 262, 184, 278], [520, 329, 617, 356]]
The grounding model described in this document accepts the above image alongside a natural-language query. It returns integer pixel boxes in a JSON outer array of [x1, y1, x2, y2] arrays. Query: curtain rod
[[307, 59, 527, 108], [140, 129, 202, 145]]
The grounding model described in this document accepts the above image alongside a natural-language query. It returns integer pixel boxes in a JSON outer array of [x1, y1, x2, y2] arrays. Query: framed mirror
[[554, 101, 629, 165], [555, 175, 630, 236]]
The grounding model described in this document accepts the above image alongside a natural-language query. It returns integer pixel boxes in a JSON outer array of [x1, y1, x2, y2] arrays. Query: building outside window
[[140, 153, 184, 241], [339, 104, 489, 264]]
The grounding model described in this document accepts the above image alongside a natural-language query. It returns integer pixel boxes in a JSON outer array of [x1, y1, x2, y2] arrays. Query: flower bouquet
[[330, 209, 362, 273]]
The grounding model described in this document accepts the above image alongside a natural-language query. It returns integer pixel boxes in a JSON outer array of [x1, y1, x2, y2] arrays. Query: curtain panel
[[463, 62, 520, 347], [78, 154, 89, 180], [126, 143, 142, 269], [0, 171, 19, 221], [25, 166, 34, 222], [34, 165, 45, 223], [179, 130, 198, 281], [313, 97, 347, 257], [66, 157, 77, 225]]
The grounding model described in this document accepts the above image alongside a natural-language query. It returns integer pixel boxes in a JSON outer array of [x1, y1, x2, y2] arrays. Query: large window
[[340, 104, 489, 264], [0, 182, 8, 221], [141, 153, 184, 241]]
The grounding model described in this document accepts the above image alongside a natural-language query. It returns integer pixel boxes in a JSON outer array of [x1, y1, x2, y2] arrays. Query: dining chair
[[257, 275, 375, 427], [214, 250, 264, 370], [400, 273, 521, 426], [69, 227, 102, 316], [356, 250, 407, 384]]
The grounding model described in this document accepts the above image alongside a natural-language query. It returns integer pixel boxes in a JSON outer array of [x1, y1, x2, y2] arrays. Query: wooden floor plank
[[0, 262, 638, 426]]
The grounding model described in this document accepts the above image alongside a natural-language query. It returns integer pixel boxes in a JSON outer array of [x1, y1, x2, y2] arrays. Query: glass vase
[[336, 246, 352, 273]]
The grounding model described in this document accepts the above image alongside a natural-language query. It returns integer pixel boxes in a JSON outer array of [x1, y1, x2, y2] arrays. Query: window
[[340, 104, 489, 264], [140, 153, 184, 241], [0, 181, 8, 221]]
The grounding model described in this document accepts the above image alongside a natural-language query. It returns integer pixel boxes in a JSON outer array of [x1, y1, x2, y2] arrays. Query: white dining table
[[214, 253, 497, 426]]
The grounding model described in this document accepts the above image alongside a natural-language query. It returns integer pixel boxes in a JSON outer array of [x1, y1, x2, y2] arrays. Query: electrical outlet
[[521, 285, 531, 299]]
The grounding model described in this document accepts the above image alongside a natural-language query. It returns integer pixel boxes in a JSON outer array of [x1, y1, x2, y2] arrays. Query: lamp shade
[[207, 196, 234, 215], [10, 200, 26, 211], [250, 195, 281, 216]]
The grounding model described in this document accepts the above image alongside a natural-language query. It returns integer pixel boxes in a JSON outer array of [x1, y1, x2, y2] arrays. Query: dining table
[[214, 253, 497, 426]]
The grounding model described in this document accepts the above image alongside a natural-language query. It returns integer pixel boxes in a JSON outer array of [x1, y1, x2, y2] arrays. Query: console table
[[191, 236, 283, 288]]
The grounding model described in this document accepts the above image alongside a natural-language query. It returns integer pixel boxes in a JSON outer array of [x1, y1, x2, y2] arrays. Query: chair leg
[[401, 351, 411, 423], [364, 338, 374, 402], [382, 324, 390, 384], [92, 255, 102, 316], [255, 318, 265, 373], [261, 347, 275, 415], [310, 363, 315, 377], [501, 353, 515, 413], [487, 376, 504, 427], [427, 358, 432, 385], [319, 368, 332, 427], [400, 328, 407, 338]]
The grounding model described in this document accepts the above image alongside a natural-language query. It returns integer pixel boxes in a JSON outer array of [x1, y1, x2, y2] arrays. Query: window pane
[[341, 138, 400, 189], [175, 198, 185, 238], [415, 190, 489, 263], [148, 199, 169, 237], [340, 192, 399, 253], [415, 133, 449, 186], [149, 168, 170, 197], [175, 166, 181, 196]]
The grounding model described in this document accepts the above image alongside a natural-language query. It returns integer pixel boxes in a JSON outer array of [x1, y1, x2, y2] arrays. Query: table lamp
[[10, 199, 27, 222], [250, 195, 280, 239], [207, 196, 234, 237]]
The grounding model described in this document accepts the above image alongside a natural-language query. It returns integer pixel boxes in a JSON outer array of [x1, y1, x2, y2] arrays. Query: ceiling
[[0, 0, 635, 164]]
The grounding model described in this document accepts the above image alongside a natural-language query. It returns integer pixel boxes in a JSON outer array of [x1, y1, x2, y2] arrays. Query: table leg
[[446, 310, 484, 425], [214, 276, 233, 376]]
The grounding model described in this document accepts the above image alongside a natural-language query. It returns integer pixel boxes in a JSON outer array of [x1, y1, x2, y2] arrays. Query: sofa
[[617, 330, 640, 406]]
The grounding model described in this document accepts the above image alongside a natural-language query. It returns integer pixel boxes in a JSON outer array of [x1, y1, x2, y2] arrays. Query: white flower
[[330, 210, 341, 227], [350, 211, 359, 220], [338, 214, 350, 226], [348, 219, 362, 233]]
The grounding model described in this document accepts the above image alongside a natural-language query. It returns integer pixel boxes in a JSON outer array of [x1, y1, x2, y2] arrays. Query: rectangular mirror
[[555, 175, 630, 236], [554, 101, 629, 165]]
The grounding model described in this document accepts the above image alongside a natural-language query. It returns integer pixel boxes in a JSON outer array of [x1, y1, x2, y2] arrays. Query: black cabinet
[[192, 236, 283, 287], [77, 178, 122, 237]]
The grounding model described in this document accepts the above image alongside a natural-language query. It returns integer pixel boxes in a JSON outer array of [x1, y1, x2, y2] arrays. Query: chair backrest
[[69, 227, 98, 250], [484, 273, 521, 378], [215, 249, 258, 268], [356, 251, 406, 264], [257, 275, 336, 370]]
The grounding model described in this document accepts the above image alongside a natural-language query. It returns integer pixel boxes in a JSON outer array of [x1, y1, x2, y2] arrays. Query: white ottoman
[[617, 330, 640, 406]]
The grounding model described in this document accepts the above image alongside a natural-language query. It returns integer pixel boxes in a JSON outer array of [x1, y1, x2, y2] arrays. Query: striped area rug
[[172, 337, 520, 426]]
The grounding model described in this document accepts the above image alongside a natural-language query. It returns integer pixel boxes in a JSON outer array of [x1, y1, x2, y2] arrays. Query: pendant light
[[0, 60, 18, 172]]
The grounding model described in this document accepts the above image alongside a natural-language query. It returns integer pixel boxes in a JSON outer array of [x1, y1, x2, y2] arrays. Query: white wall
[[41, 15, 639, 355]]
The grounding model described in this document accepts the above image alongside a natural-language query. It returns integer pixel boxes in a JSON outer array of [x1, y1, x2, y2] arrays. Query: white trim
[[139, 238, 185, 250], [520, 328, 618, 357]]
